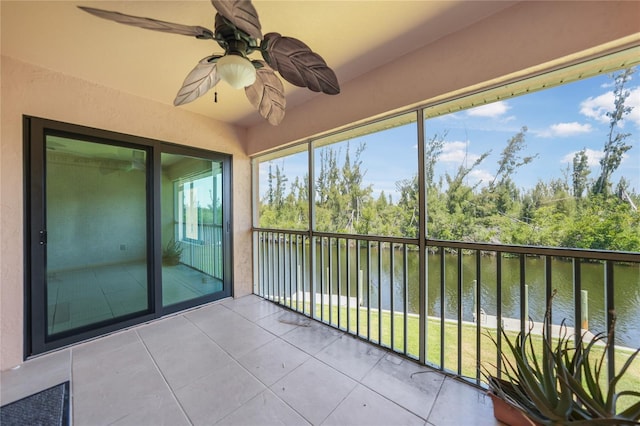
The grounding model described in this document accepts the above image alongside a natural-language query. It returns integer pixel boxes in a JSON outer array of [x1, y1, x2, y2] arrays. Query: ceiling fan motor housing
[[78, 2, 339, 125], [224, 39, 251, 58], [214, 14, 257, 58]]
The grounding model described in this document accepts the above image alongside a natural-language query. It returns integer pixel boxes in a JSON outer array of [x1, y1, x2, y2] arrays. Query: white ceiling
[[1, 1, 517, 128]]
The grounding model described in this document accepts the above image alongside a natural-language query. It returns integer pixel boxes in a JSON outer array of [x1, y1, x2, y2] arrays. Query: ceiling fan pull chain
[[77, 1, 340, 125], [214, 91, 218, 103]]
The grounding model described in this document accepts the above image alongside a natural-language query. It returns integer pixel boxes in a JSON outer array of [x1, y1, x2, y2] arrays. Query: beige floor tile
[[72, 340, 174, 425], [141, 326, 234, 390], [71, 329, 139, 366], [280, 320, 342, 355], [2, 296, 510, 426], [108, 397, 190, 426], [184, 302, 238, 328], [362, 353, 444, 420], [316, 334, 385, 380], [238, 338, 310, 386], [221, 294, 263, 309], [137, 314, 204, 352], [428, 377, 500, 426], [272, 357, 357, 425], [228, 299, 284, 322], [0, 349, 70, 405], [199, 317, 276, 358], [175, 361, 266, 426], [255, 310, 312, 336], [322, 384, 425, 426], [217, 389, 310, 426]]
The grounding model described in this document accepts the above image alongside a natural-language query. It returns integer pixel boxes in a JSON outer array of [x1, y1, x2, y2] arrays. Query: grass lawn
[[282, 298, 639, 413]]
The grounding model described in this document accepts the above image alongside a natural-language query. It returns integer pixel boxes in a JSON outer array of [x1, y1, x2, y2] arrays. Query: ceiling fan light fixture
[[217, 54, 256, 89], [78, 1, 340, 125]]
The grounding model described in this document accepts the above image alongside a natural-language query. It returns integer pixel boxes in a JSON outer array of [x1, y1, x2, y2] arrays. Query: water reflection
[[263, 239, 639, 347]]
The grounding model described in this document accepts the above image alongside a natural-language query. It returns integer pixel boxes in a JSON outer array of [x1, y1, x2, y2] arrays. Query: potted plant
[[484, 290, 640, 425], [162, 238, 183, 266]]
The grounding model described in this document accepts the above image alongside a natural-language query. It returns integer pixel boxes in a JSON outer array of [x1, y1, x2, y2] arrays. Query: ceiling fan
[[78, 1, 340, 126]]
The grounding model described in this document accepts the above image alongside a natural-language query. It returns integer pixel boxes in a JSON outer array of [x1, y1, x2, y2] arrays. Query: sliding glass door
[[45, 137, 151, 336], [26, 117, 232, 355], [161, 153, 227, 309]]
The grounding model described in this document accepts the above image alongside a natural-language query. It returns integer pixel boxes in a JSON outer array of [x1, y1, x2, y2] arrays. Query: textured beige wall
[[0, 56, 253, 370], [246, 0, 640, 155]]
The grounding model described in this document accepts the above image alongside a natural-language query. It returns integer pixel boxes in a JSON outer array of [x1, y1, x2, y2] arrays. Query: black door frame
[[24, 116, 233, 357], [157, 142, 234, 316]]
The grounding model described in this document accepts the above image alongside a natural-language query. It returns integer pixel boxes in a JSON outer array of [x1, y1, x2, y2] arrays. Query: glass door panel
[[45, 136, 150, 336], [27, 117, 232, 356], [161, 153, 225, 307]]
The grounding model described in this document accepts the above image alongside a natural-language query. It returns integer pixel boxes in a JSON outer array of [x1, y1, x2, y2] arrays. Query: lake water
[[261, 240, 640, 348]]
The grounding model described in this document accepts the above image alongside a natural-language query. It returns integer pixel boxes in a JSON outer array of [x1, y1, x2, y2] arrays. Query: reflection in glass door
[[27, 117, 232, 356], [45, 136, 150, 336], [161, 153, 225, 307]]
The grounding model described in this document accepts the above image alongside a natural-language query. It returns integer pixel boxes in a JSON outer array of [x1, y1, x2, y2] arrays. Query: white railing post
[[581, 289, 589, 330], [358, 269, 363, 306]]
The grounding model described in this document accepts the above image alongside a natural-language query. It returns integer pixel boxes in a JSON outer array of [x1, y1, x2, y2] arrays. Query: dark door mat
[[0, 381, 70, 426]]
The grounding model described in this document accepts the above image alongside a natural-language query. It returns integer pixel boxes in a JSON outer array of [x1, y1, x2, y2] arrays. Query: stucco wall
[[46, 152, 148, 270], [0, 56, 253, 370], [246, 0, 640, 155]]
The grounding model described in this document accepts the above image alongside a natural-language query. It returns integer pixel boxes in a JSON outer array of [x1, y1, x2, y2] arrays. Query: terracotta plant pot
[[487, 391, 542, 426]]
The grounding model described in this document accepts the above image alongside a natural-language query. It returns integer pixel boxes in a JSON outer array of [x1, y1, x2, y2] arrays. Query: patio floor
[[1, 295, 503, 425], [47, 262, 223, 334]]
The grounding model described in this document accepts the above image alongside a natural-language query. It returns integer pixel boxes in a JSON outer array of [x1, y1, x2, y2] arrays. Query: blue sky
[[260, 67, 640, 202], [425, 71, 640, 197]]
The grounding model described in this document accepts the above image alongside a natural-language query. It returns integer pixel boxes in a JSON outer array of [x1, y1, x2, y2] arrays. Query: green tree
[[425, 132, 446, 187], [592, 68, 634, 196], [258, 67, 638, 250], [472, 127, 540, 244], [341, 142, 371, 233], [572, 148, 590, 199], [564, 194, 640, 251], [315, 143, 372, 233], [489, 126, 536, 189], [396, 176, 419, 238], [315, 146, 344, 231], [444, 151, 490, 240], [260, 162, 289, 228]]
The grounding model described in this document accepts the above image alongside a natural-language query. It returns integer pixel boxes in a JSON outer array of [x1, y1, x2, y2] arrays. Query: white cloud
[[467, 101, 510, 118], [552, 122, 593, 136], [628, 87, 640, 126], [560, 148, 604, 167], [468, 169, 494, 186], [440, 141, 480, 163], [537, 122, 593, 138], [580, 92, 614, 124], [580, 87, 640, 127]]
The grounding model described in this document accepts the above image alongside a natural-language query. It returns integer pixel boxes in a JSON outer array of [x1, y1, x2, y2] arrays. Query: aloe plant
[[485, 290, 640, 425], [162, 238, 183, 265], [560, 318, 640, 424]]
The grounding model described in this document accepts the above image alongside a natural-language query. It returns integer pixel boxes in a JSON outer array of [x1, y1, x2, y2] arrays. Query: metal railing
[[178, 223, 224, 279], [254, 229, 640, 386]]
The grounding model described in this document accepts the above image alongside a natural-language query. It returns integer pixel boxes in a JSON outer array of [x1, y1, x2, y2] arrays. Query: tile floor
[[47, 262, 223, 334], [2, 295, 503, 425]]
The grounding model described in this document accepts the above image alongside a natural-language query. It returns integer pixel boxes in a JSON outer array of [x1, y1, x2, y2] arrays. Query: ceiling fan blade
[[262, 33, 340, 95], [211, 0, 262, 40], [245, 61, 286, 126], [78, 6, 215, 39], [174, 56, 222, 106]]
